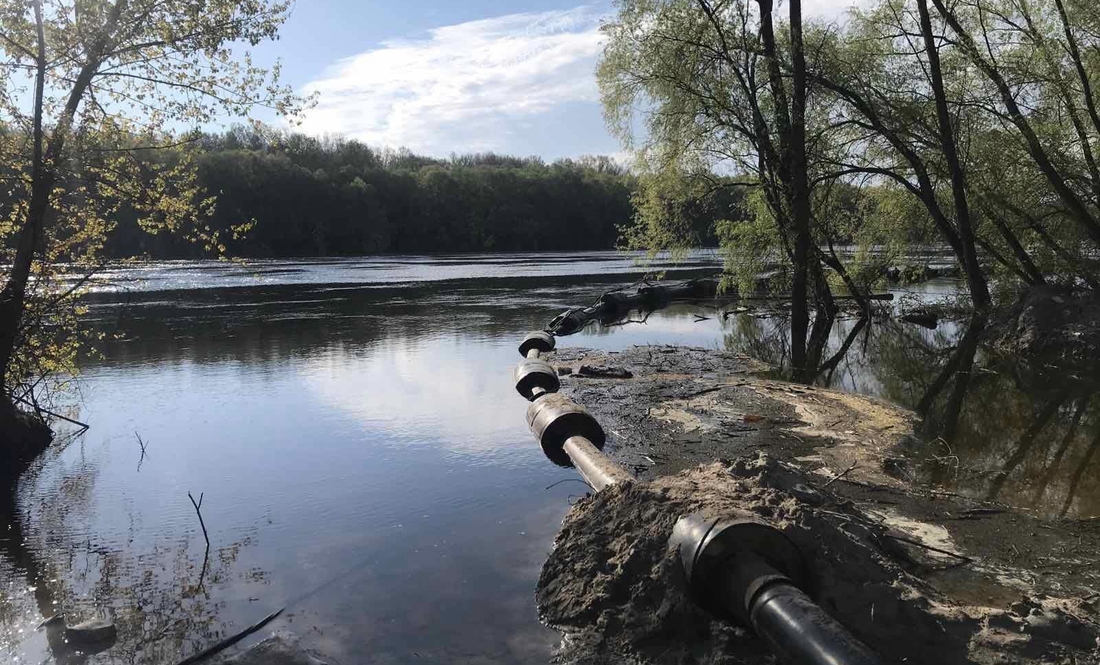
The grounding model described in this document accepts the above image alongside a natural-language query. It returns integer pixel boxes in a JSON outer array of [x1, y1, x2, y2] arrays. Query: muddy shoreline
[[537, 345, 1100, 664]]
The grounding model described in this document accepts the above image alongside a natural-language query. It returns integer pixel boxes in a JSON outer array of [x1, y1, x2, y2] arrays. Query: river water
[[1, 251, 1097, 664]]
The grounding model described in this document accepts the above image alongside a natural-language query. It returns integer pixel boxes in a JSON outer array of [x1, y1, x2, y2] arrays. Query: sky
[[251, 0, 859, 160]]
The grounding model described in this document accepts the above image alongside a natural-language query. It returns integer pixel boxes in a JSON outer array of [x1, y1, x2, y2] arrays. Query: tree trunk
[[788, 0, 814, 380], [0, 0, 118, 392], [758, 0, 814, 378], [987, 212, 1046, 285], [0, 0, 49, 394], [916, 0, 991, 310]]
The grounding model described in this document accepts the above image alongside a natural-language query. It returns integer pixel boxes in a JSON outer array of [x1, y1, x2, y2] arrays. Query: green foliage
[[716, 190, 784, 296], [0, 0, 306, 398], [601, 0, 1100, 302], [95, 128, 645, 257], [618, 171, 742, 258]]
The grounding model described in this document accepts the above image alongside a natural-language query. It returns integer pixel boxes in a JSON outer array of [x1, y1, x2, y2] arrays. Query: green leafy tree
[[599, 0, 876, 380], [0, 0, 306, 416]]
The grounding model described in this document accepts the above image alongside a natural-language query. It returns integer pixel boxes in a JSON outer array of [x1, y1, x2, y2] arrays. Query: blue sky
[[251, 0, 854, 160]]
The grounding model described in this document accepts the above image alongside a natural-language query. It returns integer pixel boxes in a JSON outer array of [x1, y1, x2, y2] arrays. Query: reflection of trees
[[720, 309, 871, 385], [733, 316, 790, 370], [917, 314, 987, 442], [866, 315, 1100, 517], [1060, 430, 1100, 517], [0, 450, 267, 664], [716, 307, 1100, 517]]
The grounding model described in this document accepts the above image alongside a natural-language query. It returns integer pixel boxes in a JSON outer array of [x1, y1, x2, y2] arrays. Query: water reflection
[[705, 305, 1100, 518], [1, 443, 267, 665], [901, 315, 1100, 517], [6, 258, 689, 664]]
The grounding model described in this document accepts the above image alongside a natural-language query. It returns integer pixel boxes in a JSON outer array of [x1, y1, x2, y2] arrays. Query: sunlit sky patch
[[251, 0, 862, 159]]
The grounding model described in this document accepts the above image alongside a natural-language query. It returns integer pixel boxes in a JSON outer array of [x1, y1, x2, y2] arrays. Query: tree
[[819, 0, 1100, 295], [0, 0, 305, 418], [599, 0, 869, 381]]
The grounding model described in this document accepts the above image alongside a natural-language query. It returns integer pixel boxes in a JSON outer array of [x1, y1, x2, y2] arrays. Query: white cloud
[[299, 6, 606, 156]]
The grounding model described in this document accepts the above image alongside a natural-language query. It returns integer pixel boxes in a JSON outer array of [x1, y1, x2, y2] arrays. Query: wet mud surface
[[539, 346, 1100, 664]]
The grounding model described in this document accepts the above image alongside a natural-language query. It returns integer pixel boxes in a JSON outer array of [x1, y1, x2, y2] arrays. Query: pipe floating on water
[[513, 330, 884, 665], [514, 331, 630, 489]]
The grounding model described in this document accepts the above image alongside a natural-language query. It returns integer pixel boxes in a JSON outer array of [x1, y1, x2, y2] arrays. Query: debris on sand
[[538, 455, 1100, 664], [577, 365, 634, 379]]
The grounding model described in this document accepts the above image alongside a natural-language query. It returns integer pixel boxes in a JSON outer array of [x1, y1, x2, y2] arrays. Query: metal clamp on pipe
[[670, 513, 882, 665], [526, 393, 632, 489], [519, 330, 555, 358]]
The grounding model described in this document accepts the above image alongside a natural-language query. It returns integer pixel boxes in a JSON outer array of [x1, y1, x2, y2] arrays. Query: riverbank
[[0, 398, 52, 483], [538, 345, 1100, 664]]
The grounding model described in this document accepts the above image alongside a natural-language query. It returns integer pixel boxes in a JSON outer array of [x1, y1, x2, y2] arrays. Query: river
[[1, 251, 1097, 664]]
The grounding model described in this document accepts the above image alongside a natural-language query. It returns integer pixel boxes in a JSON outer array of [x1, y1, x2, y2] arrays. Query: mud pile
[[537, 455, 1100, 664], [992, 287, 1100, 364]]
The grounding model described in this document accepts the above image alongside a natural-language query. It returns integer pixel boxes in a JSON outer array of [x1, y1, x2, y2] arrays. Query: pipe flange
[[670, 512, 807, 624]]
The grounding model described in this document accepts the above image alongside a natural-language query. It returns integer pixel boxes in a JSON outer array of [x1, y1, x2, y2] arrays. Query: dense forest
[[102, 128, 730, 259]]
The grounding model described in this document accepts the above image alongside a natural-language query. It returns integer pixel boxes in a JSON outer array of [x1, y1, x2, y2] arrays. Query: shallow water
[[1, 251, 1097, 664]]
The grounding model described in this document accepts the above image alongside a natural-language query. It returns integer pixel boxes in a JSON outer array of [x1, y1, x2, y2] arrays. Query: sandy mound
[[537, 455, 1100, 664]]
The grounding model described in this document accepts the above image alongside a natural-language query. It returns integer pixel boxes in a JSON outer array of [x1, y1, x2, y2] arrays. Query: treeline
[[104, 128, 728, 258]]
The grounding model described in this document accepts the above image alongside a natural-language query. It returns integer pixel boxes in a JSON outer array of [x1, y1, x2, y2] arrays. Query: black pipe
[[737, 569, 882, 665], [672, 514, 883, 665]]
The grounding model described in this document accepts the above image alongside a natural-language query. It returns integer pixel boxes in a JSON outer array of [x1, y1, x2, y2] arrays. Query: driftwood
[[545, 277, 894, 336], [172, 608, 284, 665], [547, 278, 722, 335]]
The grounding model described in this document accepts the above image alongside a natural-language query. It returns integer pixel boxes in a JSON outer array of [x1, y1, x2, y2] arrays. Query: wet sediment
[[537, 345, 1100, 664]]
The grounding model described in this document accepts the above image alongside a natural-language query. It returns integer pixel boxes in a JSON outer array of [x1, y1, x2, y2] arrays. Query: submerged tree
[[0, 0, 305, 442]]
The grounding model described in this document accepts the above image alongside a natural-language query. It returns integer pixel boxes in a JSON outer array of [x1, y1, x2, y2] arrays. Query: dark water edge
[[1, 252, 1097, 665]]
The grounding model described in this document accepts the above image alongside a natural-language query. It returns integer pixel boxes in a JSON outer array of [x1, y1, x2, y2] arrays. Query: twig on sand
[[822, 462, 858, 488], [886, 534, 974, 563], [172, 608, 284, 665]]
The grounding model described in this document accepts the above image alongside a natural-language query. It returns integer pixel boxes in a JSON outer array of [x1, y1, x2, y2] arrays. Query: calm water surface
[[1, 251, 1097, 664]]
